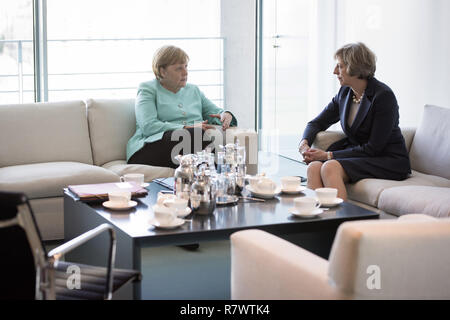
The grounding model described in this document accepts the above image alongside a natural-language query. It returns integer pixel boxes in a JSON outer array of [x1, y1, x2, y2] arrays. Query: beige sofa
[[312, 104, 450, 218], [231, 214, 450, 299], [0, 99, 257, 240]]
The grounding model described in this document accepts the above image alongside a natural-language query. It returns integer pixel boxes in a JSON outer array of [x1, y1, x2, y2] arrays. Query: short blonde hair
[[152, 45, 189, 80], [335, 42, 376, 79]]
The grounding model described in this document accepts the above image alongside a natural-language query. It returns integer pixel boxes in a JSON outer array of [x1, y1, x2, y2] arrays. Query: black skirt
[[128, 127, 212, 169], [334, 156, 411, 183]]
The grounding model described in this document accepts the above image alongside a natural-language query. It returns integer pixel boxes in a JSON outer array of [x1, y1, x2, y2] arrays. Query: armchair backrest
[[328, 218, 450, 299]]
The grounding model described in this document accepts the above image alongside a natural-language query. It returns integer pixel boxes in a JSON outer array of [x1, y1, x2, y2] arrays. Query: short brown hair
[[152, 45, 189, 80], [334, 42, 376, 79]]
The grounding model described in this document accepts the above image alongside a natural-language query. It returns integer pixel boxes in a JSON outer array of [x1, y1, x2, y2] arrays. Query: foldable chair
[[0, 191, 141, 300]]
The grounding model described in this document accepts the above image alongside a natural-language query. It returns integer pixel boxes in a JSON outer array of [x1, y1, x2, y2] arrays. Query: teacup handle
[[120, 176, 124, 182], [315, 202, 321, 209], [162, 200, 180, 213]]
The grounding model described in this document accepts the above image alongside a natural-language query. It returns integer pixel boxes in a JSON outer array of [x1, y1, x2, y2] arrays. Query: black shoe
[[177, 243, 200, 251]]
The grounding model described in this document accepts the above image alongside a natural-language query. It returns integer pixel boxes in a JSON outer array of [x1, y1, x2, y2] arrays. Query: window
[[0, 0, 34, 104], [44, 0, 222, 103], [258, 0, 450, 159], [0, 0, 224, 106], [259, 0, 335, 160]]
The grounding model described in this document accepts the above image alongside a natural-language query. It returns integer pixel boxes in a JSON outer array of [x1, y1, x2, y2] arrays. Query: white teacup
[[315, 188, 338, 203], [247, 173, 266, 188], [163, 198, 188, 215], [157, 192, 176, 205], [294, 197, 320, 214], [281, 176, 301, 190], [108, 191, 131, 207], [247, 175, 260, 189], [255, 177, 276, 193], [153, 205, 176, 225], [120, 173, 144, 185]]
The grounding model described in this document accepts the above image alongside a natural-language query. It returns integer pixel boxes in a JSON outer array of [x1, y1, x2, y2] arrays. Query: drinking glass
[[225, 173, 236, 196], [235, 164, 246, 189], [215, 174, 228, 198], [236, 146, 246, 165], [217, 151, 226, 174]]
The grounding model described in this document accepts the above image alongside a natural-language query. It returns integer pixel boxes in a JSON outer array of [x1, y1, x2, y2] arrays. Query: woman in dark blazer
[[299, 42, 411, 200]]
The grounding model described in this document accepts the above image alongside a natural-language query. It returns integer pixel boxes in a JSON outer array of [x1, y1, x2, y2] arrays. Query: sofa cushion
[[409, 105, 450, 179], [102, 160, 175, 181], [378, 186, 450, 217], [0, 162, 119, 199], [347, 170, 450, 207], [0, 101, 93, 167], [86, 99, 136, 166]]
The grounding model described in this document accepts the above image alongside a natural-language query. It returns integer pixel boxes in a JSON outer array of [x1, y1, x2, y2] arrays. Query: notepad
[[68, 181, 148, 201]]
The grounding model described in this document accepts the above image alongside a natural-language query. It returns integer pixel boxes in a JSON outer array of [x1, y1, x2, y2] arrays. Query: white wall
[[336, 0, 450, 127], [221, 0, 257, 130], [221, 0, 450, 132]]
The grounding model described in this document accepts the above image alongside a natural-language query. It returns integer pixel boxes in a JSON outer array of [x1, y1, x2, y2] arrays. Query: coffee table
[[64, 153, 379, 299], [64, 172, 378, 300]]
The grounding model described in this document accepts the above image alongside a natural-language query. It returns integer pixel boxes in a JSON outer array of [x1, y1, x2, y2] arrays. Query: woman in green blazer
[[127, 45, 237, 168]]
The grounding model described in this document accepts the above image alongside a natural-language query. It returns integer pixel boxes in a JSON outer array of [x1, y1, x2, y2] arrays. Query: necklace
[[352, 90, 364, 104]]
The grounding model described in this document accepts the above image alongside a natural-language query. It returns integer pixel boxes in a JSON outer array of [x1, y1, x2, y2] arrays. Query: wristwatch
[[327, 151, 333, 160]]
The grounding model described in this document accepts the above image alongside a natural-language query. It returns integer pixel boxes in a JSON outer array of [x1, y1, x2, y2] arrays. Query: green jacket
[[126, 80, 237, 161]]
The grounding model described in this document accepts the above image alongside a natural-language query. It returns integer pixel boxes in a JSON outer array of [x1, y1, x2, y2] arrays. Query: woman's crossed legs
[[307, 160, 349, 201]]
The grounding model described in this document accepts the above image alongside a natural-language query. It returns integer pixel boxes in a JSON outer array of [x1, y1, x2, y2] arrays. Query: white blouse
[[347, 101, 360, 127]]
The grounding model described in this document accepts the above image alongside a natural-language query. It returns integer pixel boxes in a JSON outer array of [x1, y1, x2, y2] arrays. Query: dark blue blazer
[[302, 77, 411, 181]]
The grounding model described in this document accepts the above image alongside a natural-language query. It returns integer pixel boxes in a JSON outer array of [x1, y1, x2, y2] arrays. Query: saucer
[[102, 200, 137, 211], [246, 185, 281, 199], [149, 218, 185, 229], [281, 185, 307, 194], [176, 207, 192, 218], [141, 183, 150, 188], [289, 208, 323, 218], [316, 197, 344, 207], [216, 195, 239, 205]]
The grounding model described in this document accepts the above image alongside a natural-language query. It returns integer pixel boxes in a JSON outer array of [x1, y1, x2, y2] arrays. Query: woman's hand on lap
[[210, 112, 233, 130]]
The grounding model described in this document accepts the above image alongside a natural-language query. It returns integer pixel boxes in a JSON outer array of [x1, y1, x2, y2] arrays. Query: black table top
[[64, 154, 378, 245], [64, 181, 378, 243]]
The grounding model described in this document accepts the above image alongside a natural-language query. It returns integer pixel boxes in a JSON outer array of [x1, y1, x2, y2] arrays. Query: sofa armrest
[[311, 128, 415, 153], [311, 130, 346, 151], [400, 127, 416, 153], [230, 229, 343, 300]]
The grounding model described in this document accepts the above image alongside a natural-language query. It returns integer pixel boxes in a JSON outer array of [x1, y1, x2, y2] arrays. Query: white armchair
[[230, 214, 450, 299]]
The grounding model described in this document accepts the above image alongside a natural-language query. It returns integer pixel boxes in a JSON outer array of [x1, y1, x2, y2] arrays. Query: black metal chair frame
[[0, 191, 127, 300]]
